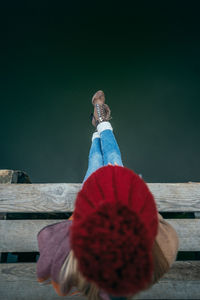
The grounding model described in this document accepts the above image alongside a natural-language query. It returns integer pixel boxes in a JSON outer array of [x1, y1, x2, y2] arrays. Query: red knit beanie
[[70, 166, 158, 296]]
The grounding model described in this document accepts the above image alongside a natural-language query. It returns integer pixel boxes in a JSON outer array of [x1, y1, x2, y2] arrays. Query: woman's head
[[70, 165, 158, 297], [59, 243, 169, 300]]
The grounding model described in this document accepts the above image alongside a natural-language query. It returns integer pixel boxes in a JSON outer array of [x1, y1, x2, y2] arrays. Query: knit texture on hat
[[71, 166, 158, 296]]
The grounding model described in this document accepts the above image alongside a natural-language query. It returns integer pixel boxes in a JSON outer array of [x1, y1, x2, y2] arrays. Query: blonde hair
[[59, 250, 101, 300], [59, 241, 169, 300]]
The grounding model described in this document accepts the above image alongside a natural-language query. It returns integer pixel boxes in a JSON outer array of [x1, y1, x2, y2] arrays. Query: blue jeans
[[83, 129, 123, 182]]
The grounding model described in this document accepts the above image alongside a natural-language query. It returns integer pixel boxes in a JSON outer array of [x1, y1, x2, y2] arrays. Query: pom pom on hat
[[70, 165, 158, 296]]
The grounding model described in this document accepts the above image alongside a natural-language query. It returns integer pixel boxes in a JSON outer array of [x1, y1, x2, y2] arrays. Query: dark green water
[[1, 1, 200, 183]]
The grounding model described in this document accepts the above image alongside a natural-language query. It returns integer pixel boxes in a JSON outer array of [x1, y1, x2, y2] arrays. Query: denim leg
[[100, 129, 123, 166], [83, 137, 104, 183]]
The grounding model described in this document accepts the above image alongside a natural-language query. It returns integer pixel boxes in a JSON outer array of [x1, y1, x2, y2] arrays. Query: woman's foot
[[92, 90, 105, 105], [91, 90, 111, 127]]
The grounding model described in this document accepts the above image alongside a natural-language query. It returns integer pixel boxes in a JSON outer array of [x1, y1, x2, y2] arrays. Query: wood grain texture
[[0, 219, 200, 252], [0, 183, 80, 213], [0, 262, 200, 299], [167, 219, 200, 251], [0, 182, 200, 213]]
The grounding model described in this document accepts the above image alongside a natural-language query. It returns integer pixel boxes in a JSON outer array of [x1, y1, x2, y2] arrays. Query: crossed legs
[[83, 122, 123, 183]]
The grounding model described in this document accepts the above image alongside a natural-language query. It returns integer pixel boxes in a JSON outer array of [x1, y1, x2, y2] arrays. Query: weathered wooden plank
[[1, 280, 200, 300], [0, 263, 85, 299], [0, 219, 199, 252], [0, 262, 200, 299], [1, 261, 199, 282], [0, 183, 80, 213], [0, 182, 200, 213], [136, 260, 200, 299], [0, 282, 87, 300], [152, 182, 200, 212], [0, 219, 64, 252], [167, 219, 200, 251], [135, 281, 200, 299], [0, 282, 85, 300]]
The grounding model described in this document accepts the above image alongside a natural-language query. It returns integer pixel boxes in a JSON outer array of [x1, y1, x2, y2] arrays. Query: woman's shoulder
[[156, 213, 179, 266], [37, 219, 72, 251], [37, 219, 72, 283]]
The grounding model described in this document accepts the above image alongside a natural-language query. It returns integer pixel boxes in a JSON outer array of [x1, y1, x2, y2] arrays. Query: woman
[[36, 90, 179, 300]]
